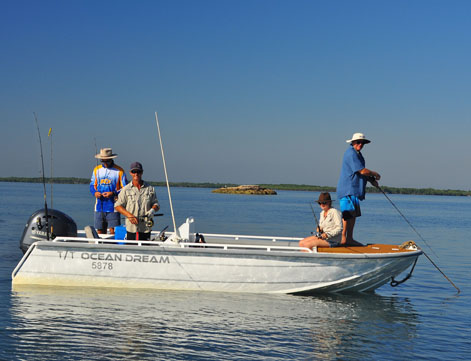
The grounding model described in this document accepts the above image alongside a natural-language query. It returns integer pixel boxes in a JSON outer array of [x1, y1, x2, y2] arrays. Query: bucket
[[115, 225, 126, 241]]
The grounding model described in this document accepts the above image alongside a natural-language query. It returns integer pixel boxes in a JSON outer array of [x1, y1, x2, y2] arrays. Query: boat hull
[[12, 240, 421, 294]]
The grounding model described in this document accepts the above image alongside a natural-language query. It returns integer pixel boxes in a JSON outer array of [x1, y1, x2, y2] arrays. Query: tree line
[[1, 177, 470, 196]]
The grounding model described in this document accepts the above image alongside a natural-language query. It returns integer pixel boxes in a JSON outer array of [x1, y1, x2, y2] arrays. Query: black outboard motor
[[20, 208, 78, 254]]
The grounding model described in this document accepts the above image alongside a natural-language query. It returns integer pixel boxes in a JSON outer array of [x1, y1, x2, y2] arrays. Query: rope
[[391, 257, 418, 287]]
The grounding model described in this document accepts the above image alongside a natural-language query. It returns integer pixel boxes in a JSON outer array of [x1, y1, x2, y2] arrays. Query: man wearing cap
[[90, 148, 127, 235], [115, 162, 160, 240], [337, 133, 381, 246]]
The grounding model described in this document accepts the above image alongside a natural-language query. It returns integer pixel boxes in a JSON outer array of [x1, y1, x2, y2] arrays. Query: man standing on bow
[[115, 162, 160, 241], [90, 148, 127, 235], [337, 133, 381, 246]]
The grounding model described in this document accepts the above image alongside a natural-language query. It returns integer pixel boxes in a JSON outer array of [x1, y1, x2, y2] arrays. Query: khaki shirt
[[115, 181, 159, 233]]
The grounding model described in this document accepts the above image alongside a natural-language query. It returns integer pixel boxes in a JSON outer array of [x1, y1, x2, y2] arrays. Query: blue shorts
[[326, 236, 342, 247], [340, 196, 361, 220], [94, 212, 121, 230]]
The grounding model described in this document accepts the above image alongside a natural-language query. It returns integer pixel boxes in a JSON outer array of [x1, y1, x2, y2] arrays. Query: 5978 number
[[92, 262, 113, 270]]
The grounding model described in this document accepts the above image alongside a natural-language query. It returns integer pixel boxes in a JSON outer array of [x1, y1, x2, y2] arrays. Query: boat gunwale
[[27, 238, 423, 260]]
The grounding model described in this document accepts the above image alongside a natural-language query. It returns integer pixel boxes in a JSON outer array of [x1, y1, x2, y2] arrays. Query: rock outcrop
[[212, 185, 277, 195]]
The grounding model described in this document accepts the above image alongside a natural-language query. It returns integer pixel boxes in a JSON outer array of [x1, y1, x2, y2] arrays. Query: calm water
[[0, 182, 469, 360]]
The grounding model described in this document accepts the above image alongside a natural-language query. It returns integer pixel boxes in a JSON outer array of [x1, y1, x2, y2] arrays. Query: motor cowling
[[20, 208, 77, 254]]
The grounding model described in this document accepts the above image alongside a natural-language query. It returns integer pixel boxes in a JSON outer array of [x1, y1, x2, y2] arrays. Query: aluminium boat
[[12, 210, 422, 294]]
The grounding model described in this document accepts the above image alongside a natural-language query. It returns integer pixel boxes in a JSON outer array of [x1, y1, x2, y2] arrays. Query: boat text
[[57, 251, 170, 264]]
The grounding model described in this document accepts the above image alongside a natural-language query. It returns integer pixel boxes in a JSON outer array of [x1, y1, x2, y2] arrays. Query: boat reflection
[[8, 286, 418, 360]]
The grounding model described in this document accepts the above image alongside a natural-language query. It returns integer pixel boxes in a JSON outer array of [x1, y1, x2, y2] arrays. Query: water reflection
[[297, 293, 418, 360], [6, 286, 418, 360]]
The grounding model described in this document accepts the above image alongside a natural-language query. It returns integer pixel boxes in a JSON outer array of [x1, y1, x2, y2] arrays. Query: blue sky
[[1, 0, 470, 189]]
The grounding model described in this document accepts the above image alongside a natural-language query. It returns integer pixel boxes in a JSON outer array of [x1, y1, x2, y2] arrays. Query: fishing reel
[[140, 213, 163, 228], [311, 226, 323, 238], [146, 218, 154, 228], [158, 225, 169, 241], [138, 216, 154, 227]]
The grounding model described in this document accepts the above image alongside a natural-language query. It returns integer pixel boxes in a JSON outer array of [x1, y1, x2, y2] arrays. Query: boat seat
[[84, 225, 100, 239]]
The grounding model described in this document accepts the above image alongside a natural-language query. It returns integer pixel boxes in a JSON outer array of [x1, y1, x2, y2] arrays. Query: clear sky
[[1, 0, 470, 190]]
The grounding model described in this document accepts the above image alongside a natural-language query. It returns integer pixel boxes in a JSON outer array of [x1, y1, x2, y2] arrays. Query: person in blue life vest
[[337, 133, 381, 246], [90, 148, 127, 235]]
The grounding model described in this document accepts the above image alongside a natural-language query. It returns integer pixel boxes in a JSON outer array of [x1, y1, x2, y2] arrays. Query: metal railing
[[50, 236, 313, 253]]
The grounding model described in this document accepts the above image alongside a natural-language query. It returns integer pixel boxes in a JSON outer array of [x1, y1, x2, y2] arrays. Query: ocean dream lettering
[[79, 252, 169, 263], [125, 254, 170, 263], [81, 252, 123, 261]]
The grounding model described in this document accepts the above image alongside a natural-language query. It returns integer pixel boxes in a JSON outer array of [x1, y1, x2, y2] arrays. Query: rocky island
[[212, 185, 277, 195]]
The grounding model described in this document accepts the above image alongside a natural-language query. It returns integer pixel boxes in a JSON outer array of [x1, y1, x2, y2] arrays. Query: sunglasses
[[318, 202, 329, 205], [101, 159, 112, 163], [131, 170, 142, 174]]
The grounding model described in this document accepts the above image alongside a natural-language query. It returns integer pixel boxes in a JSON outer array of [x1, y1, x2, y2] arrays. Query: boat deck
[[317, 243, 417, 254]]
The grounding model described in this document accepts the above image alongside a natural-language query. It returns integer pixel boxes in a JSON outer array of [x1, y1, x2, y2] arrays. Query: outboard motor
[[20, 208, 78, 254]]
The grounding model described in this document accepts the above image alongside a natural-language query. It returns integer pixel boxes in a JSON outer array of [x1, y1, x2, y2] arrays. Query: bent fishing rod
[[372, 180, 460, 293], [33, 112, 50, 241]]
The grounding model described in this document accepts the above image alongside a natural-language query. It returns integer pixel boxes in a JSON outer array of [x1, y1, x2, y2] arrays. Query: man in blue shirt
[[90, 148, 127, 235], [337, 133, 381, 246]]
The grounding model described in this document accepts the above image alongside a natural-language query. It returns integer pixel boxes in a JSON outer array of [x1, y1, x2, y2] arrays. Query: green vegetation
[[1, 177, 88, 184], [258, 184, 336, 192], [365, 186, 471, 196], [1, 177, 470, 196], [212, 185, 277, 195]]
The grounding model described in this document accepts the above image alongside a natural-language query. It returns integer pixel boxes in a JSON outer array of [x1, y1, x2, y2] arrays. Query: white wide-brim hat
[[346, 133, 371, 144], [95, 148, 118, 159]]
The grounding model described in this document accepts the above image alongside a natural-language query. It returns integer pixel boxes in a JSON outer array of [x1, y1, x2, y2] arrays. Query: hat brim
[[95, 154, 118, 159], [346, 139, 371, 144], [317, 196, 334, 203]]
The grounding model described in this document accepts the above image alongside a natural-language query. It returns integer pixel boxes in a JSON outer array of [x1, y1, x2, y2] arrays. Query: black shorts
[[340, 196, 362, 220], [126, 232, 151, 241]]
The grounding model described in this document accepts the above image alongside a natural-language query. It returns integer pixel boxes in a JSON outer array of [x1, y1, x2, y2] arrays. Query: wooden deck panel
[[317, 243, 417, 254]]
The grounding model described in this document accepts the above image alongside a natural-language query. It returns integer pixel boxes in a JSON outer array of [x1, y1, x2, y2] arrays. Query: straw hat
[[95, 148, 118, 160], [346, 133, 371, 144]]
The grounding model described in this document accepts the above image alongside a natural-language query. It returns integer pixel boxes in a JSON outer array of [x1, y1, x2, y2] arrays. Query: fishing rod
[[372, 180, 437, 258], [48, 127, 53, 209], [33, 112, 50, 241], [155, 111, 180, 241], [373, 181, 460, 293], [309, 202, 322, 237], [94, 137, 106, 232]]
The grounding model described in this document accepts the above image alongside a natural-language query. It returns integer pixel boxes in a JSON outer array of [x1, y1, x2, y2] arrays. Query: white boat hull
[[12, 236, 421, 294]]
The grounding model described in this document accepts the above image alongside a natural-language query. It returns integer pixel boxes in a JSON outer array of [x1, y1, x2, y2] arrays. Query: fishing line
[[374, 184, 437, 257], [33, 113, 50, 240], [374, 183, 460, 293]]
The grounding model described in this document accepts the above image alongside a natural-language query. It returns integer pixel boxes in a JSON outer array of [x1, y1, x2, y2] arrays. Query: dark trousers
[[126, 232, 151, 241]]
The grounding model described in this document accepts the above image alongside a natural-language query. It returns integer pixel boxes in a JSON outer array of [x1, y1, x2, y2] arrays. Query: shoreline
[[1, 177, 470, 196]]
